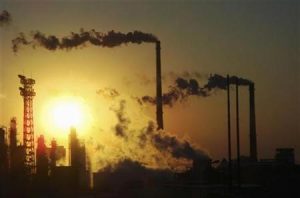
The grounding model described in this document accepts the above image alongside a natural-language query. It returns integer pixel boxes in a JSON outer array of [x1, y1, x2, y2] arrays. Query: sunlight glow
[[41, 96, 92, 137], [51, 101, 83, 129]]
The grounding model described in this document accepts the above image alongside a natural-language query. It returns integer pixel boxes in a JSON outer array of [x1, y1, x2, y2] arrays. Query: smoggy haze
[[0, 0, 299, 169]]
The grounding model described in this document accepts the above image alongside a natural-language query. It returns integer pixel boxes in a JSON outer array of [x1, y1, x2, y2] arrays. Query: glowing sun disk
[[52, 102, 83, 129], [41, 96, 92, 137]]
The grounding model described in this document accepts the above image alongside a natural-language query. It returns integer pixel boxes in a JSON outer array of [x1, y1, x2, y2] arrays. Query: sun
[[51, 101, 83, 130], [41, 96, 92, 137]]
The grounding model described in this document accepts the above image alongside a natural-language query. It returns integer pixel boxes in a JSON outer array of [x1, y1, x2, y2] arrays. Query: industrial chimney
[[69, 127, 79, 167], [50, 139, 57, 174], [156, 41, 163, 130], [9, 117, 17, 152], [249, 83, 257, 161], [36, 135, 48, 178]]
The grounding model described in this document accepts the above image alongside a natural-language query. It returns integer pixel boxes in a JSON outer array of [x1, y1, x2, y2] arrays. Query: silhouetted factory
[[0, 118, 90, 197], [1, 74, 300, 197]]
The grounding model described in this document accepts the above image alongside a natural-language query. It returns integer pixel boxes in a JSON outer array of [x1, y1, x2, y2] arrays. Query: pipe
[[227, 75, 232, 192], [249, 83, 257, 161], [156, 41, 163, 130], [236, 79, 241, 189], [9, 117, 17, 151]]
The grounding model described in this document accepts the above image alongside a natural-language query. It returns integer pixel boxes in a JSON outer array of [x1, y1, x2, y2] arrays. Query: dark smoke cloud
[[167, 71, 205, 82], [97, 87, 120, 99], [139, 77, 206, 107], [0, 10, 11, 26], [139, 74, 252, 107], [111, 100, 131, 138], [12, 29, 159, 52], [12, 33, 31, 53], [204, 74, 252, 91], [139, 121, 209, 161], [140, 87, 185, 107], [110, 99, 209, 164]]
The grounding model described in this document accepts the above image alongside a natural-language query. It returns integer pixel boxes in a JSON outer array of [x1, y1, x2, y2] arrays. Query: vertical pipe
[[236, 79, 241, 190], [226, 75, 232, 192], [156, 41, 163, 130], [50, 139, 57, 175], [249, 83, 257, 161], [9, 118, 17, 151]]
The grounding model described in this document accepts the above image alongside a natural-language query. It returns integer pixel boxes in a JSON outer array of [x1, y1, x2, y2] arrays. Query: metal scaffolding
[[18, 74, 36, 175]]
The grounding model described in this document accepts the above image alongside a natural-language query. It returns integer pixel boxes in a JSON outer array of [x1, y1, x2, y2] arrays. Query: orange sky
[[0, 0, 299, 168]]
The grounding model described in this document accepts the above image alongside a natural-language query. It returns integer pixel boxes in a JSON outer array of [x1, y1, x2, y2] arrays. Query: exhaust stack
[[249, 83, 257, 161], [156, 41, 163, 130], [226, 75, 232, 191]]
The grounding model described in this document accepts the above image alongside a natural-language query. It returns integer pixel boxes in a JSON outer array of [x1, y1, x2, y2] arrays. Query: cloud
[[12, 29, 159, 53], [139, 74, 252, 107], [97, 87, 120, 99], [0, 10, 11, 26]]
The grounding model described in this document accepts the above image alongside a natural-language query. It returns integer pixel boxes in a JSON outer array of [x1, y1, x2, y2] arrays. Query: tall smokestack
[[249, 83, 257, 161], [156, 41, 163, 130], [50, 139, 57, 175], [36, 135, 48, 178], [69, 127, 79, 167], [235, 79, 241, 189], [9, 117, 17, 151], [226, 75, 232, 191]]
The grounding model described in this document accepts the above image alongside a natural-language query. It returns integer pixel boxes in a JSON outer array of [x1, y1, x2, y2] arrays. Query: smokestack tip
[[156, 41, 161, 47], [249, 82, 255, 89]]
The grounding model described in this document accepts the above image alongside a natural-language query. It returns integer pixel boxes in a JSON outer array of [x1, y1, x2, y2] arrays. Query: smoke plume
[[204, 74, 252, 91], [90, 93, 209, 172], [97, 87, 120, 99], [0, 10, 11, 26], [12, 29, 159, 52], [110, 100, 131, 138], [140, 74, 252, 106], [105, 99, 210, 172], [139, 121, 208, 161]]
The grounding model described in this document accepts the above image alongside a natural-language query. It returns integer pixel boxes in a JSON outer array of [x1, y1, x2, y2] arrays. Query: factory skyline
[[0, 76, 298, 197], [0, 1, 299, 196], [1, 1, 299, 166]]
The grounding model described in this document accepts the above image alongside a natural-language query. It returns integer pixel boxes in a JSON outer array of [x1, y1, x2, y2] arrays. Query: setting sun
[[41, 96, 92, 137], [51, 101, 83, 129]]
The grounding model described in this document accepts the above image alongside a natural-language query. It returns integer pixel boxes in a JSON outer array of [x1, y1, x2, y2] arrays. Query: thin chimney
[[226, 75, 232, 191], [9, 117, 17, 151], [236, 79, 241, 189], [50, 139, 57, 174], [156, 41, 163, 130], [249, 83, 257, 161]]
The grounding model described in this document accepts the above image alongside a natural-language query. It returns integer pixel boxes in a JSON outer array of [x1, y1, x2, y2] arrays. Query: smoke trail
[[97, 87, 120, 99], [140, 74, 252, 106], [12, 33, 31, 53], [110, 100, 131, 138], [204, 74, 252, 91], [111, 100, 209, 161], [91, 98, 209, 172], [0, 10, 11, 26], [139, 77, 207, 107], [12, 29, 159, 52], [140, 87, 185, 107], [139, 121, 208, 161]]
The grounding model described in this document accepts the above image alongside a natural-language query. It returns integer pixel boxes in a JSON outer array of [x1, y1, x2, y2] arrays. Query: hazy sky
[[0, 0, 299, 167]]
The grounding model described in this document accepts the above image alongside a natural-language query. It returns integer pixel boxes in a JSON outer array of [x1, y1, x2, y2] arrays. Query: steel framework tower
[[18, 74, 36, 174]]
